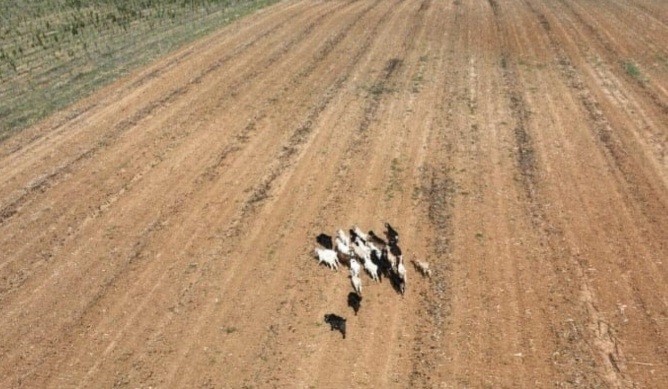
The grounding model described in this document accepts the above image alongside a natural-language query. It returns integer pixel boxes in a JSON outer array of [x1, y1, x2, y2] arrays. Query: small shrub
[[623, 60, 642, 80]]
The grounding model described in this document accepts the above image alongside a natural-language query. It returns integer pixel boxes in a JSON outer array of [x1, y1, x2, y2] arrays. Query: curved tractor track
[[0, 0, 666, 387]]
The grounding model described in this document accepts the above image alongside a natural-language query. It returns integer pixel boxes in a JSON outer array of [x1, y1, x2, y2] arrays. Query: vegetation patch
[[0, 0, 280, 140], [622, 60, 644, 81]]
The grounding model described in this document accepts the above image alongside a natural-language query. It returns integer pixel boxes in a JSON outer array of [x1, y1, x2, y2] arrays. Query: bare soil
[[0, 0, 666, 387]]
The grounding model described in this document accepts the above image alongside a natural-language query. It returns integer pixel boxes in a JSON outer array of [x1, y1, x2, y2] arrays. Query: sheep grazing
[[324, 314, 347, 339], [349, 258, 361, 277], [350, 273, 363, 295], [347, 292, 362, 315], [385, 222, 399, 245], [411, 259, 432, 278], [314, 248, 339, 270], [362, 256, 379, 282], [316, 233, 333, 250]]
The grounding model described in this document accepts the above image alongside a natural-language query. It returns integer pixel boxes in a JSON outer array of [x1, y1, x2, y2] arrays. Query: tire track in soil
[[489, 0, 624, 387], [521, 1, 668, 385], [404, 1, 459, 386], [0, 1, 349, 293], [0, 2, 310, 228]]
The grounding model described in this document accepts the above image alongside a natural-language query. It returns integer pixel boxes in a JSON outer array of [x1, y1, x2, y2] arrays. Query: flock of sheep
[[314, 223, 431, 339]]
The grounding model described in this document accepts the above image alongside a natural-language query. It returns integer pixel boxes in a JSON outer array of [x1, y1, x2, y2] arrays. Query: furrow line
[[525, 0, 668, 232], [489, 0, 617, 386]]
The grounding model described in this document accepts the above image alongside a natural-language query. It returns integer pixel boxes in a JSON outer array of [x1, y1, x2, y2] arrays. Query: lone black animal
[[316, 233, 333, 250], [385, 222, 399, 245], [324, 314, 347, 339], [347, 292, 362, 315]]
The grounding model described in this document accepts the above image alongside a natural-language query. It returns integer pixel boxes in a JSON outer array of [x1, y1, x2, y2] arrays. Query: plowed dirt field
[[1, 0, 666, 387]]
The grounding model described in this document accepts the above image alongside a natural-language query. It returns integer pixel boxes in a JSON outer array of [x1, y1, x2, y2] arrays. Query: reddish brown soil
[[0, 0, 666, 387]]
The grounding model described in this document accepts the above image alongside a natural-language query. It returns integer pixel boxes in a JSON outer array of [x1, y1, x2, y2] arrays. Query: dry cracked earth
[[0, 0, 666, 387]]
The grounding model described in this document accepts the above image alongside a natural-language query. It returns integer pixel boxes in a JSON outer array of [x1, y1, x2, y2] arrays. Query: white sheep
[[335, 236, 351, 257], [352, 240, 371, 262], [314, 248, 339, 270], [397, 257, 407, 281], [351, 274, 362, 295], [362, 257, 379, 282], [349, 258, 361, 278], [397, 257, 407, 295]]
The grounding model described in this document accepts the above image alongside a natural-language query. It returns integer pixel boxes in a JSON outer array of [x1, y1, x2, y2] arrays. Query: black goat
[[324, 314, 347, 339], [347, 292, 362, 316], [316, 233, 333, 250]]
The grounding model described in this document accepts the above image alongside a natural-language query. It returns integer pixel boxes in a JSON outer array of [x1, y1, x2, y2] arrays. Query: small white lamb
[[362, 257, 379, 282], [335, 236, 351, 257], [314, 248, 339, 270], [351, 274, 362, 295], [352, 240, 371, 262], [397, 257, 407, 281], [397, 257, 407, 295], [349, 258, 361, 278]]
